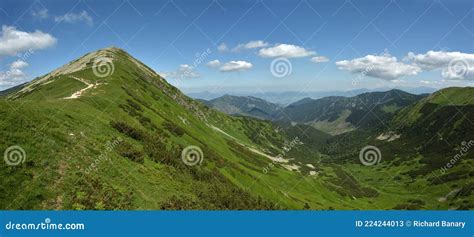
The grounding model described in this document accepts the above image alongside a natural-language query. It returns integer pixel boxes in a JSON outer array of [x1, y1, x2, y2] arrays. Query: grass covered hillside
[[0, 47, 472, 210], [319, 86, 474, 210], [391, 87, 474, 172]]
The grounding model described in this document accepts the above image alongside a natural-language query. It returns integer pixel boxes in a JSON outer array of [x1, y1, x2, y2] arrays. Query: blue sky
[[0, 0, 473, 93]]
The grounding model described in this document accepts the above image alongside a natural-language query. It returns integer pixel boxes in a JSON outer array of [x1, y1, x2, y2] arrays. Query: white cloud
[[11, 60, 28, 69], [162, 64, 200, 79], [217, 43, 228, 53], [54, 11, 93, 26], [419, 80, 448, 86], [407, 51, 474, 80], [336, 54, 421, 80], [441, 64, 474, 80], [0, 25, 57, 56], [206, 59, 221, 68], [219, 60, 253, 72], [31, 8, 48, 20], [0, 60, 29, 86], [338, 51, 474, 81], [258, 44, 315, 58], [407, 51, 474, 70], [310, 56, 329, 63], [232, 40, 269, 52], [390, 79, 406, 84]]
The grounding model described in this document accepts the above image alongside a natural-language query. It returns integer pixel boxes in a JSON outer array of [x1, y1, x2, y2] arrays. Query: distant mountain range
[[201, 89, 427, 135], [1, 47, 472, 211], [199, 95, 282, 120], [187, 87, 437, 105]]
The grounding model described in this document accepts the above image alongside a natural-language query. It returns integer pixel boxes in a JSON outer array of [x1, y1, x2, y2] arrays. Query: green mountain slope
[[278, 90, 426, 135], [0, 47, 330, 210], [390, 87, 474, 172], [0, 47, 472, 210], [319, 87, 474, 209]]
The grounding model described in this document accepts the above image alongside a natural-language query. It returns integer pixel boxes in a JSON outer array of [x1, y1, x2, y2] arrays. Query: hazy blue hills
[[187, 87, 436, 105], [200, 95, 281, 120]]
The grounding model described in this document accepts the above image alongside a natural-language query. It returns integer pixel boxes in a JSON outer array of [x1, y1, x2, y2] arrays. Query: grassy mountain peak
[[8, 47, 157, 100], [426, 87, 474, 106], [1, 48, 472, 210]]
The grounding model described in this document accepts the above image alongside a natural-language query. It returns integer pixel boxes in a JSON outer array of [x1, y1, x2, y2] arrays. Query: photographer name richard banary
[[412, 220, 465, 229]]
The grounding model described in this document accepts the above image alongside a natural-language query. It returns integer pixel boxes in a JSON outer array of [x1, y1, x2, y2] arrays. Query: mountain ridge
[[1, 47, 472, 210], [201, 94, 281, 120], [186, 87, 437, 105], [203, 89, 427, 135]]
